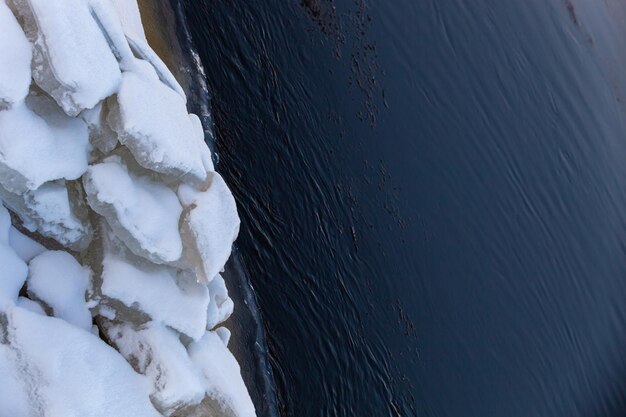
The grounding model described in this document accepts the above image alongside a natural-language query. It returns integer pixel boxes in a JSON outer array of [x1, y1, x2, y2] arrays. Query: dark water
[[181, 0, 626, 416]]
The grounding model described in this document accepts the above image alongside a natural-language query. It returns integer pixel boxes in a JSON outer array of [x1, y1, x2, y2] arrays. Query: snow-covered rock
[[107, 72, 209, 184], [27, 250, 92, 331], [178, 173, 240, 284], [104, 321, 207, 416], [8, 0, 122, 115], [84, 155, 183, 264], [0, 0, 31, 109], [188, 331, 256, 417]]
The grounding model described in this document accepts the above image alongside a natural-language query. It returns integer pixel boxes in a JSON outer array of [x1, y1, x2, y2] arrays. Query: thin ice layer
[[107, 72, 208, 184], [2, 306, 162, 417], [9, 0, 121, 115], [0, 0, 31, 109], [188, 331, 256, 417], [104, 321, 207, 416], [178, 173, 240, 283], [27, 251, 92, 331], [84, 156, 183, 264]]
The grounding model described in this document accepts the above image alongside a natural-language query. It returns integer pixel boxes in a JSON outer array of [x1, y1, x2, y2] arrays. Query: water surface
[[182, 0, 626, 415]]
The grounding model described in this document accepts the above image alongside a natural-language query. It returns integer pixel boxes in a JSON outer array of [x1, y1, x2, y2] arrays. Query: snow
[[107, 71, 208, 184], [0, 206, 27, 309], [0, 101, 89, 194], [188, 331, 256, 417], [0, 343, 30, 417], [10, 0, 122, 115], [84, 156, 183, 264], [0, 0, 31, 109], [107, 0, 146, 42], [104, 321, 207, 416], [88, 0, 137, 71], [27, 251, 93, 331], [16, 296, 45, 315], [4, 306, 162, 417], [207, 274, 235, 330], [8, 227, 46, 262], [178, 173, 240, 283]]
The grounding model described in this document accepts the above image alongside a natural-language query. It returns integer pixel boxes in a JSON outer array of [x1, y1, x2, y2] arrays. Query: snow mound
[[27, 250, 92, 331], [0, 0, 31, 109], [178, 173, 240, 283], [9, 0, 122, 115], [8, 226, 46, 262], [84, 155, 183, 264]]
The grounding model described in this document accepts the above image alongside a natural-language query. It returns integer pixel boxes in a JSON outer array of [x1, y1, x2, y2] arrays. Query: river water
[[181, 0, 626, 416]]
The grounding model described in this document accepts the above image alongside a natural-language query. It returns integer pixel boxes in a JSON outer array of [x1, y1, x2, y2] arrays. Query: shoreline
[[136, 1, 280, 415]]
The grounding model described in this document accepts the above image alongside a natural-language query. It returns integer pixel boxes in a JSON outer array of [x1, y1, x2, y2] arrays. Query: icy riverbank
[[0, 1, 255, 416]]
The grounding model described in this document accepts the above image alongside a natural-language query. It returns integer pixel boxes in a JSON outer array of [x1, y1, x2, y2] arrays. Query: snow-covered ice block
[[84, 156, 183, 264], [178, 173, 240, 283], [0, 180, 93, 251], [107, 72, 209, 184], [87, 0, 136, 71], [8, 227, 46, 262], [104, 321, 207, 416], [9, 0, 122, 115], [188, 331, 256, 417], [125, 34, 186, 99], [100, 250, 209, 341], [80, 101, 119, 154], [1, 306, 162, 417], [207, 274, 234, 330], [0, 101, 89, 194], [0, 0, 31, 109], [28, 251, 92, 331]]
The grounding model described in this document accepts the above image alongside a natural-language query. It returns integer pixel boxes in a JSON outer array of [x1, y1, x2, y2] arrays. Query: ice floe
[[0, 0, 31, 110]]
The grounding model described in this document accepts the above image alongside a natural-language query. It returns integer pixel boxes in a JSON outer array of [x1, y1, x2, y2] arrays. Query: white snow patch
[[8, 227, 46, 262]]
